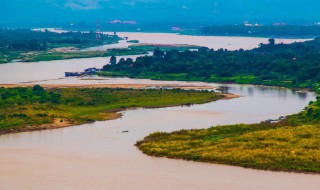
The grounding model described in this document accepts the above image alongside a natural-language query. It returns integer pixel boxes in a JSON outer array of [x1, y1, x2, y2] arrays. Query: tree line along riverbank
[[0, 85, 222, 134], [0, 28, 120, 63], [0, 28, 203, 63], [98, 35, 320, 174], [101, 38, 320, 90], [19, 44, 200, 62], [200, 25, 320, 38]]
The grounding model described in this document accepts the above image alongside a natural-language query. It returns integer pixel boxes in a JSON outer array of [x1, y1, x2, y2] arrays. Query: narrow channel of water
[[0, 55, 143, 84]]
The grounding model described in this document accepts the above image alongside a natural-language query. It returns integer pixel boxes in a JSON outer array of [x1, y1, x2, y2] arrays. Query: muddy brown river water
[[0, 82, 318, 190], [0, 34, 319, 190]]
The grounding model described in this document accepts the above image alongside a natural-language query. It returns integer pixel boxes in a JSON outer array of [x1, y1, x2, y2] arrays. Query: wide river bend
[[0, 34, 319, 190]]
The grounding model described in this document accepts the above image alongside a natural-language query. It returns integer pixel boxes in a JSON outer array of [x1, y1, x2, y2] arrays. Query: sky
[[1, 0, 320, 27]]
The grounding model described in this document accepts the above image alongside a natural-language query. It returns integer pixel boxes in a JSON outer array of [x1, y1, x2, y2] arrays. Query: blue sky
[[1, 0, 319, 26]]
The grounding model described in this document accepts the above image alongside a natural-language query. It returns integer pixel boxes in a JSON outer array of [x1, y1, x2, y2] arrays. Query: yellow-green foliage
[[0, 86, 221, 133], [137, 99, 320, 173]]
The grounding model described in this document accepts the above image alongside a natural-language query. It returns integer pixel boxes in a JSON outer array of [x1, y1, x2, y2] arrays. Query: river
[[87, 32, 308, 51], [0, 33, 319, 190], [39, 28, 308, 51]]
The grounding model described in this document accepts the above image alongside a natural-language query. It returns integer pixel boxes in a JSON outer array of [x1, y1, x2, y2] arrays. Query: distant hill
[[1, 0, 320, 28], [201, 25, 320, 38]]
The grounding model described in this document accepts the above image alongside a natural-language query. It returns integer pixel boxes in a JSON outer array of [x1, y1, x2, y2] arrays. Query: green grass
[[0, 86, 222, 134], [99, 72, 207, 82], [209, 75, 257, 84], [137, 97, 320, 173], [1, 44, 198, 63], [0, 51, 24, 63], [21, 48, 147, 62], [99, 71, 315, 90]]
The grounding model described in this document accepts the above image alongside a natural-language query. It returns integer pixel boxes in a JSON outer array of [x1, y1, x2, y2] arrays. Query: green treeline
[[102, 38, 320, 89], [21, 48, 147, 62], [0, 86, 221, 134], [0, 28, 120, 63], [120, 36, 320, 173], [201, 25, 320, 38], [0, 28, 119, 51]]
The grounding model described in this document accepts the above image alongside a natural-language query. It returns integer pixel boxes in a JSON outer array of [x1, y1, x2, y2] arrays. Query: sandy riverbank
[[0, 113, 123, 135], [0, 89, 239, 135], [0, 83, 215, 90]]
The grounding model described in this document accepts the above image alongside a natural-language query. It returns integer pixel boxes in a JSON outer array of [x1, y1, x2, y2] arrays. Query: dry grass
[[137, 99, 320, 173]]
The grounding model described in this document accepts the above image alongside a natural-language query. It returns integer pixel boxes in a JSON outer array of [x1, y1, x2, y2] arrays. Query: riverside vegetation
[[20, 44, 200, 62], [100, 36, 320, 173], [0, 85, 221, 134], [21, 48, 147, 62], [200, 25, 320, 38], [0, 28, 121, 63], [0, 28, 202, 63], [137, 96, 320, 173], [101, 38, 320, 89]]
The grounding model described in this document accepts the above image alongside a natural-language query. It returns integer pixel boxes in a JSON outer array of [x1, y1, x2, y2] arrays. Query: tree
[[0, 48, 7, 57], [110, 55, 117, 65], [307, 108, 314, 116], [153, 48, 164, 58], [32, 85, 45, 95], [198, 47, 210, 53], [268, 38, 276, 46]]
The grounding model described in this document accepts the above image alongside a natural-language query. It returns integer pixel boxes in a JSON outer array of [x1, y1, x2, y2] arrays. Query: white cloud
[[64, 0, 108, 10], [63, 0, 163, 10], [182, 5, 189, 10]]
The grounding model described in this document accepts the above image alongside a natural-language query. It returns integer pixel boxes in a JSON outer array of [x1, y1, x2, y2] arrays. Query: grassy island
[[0, 29, 202, 63], [137, 97, 320, 173], [0, 86, 222, 134], [18, 44, 201, 62], [21, 48, 147, 62]]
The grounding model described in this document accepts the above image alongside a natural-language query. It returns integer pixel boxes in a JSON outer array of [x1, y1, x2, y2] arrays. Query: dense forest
[[0, 28, 119, 51], [201, 25, 320, 38], [102, 38, 320, 89], [0, 29, 120, 63]]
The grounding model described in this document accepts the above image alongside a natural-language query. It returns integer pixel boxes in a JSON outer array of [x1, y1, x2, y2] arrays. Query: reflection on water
[[0, 83, 318, 190], [294, 91, 309, 100]]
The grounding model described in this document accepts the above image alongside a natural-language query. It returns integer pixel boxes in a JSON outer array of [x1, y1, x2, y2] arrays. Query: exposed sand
[[221, 93, 242, 100], [48, 46, 79, 53], [0, 118, 74, 135], [0, 83, 215, 90]]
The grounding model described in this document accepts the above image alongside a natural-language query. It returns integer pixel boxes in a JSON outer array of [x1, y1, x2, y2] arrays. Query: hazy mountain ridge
[[1, 0, 320, 27]]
